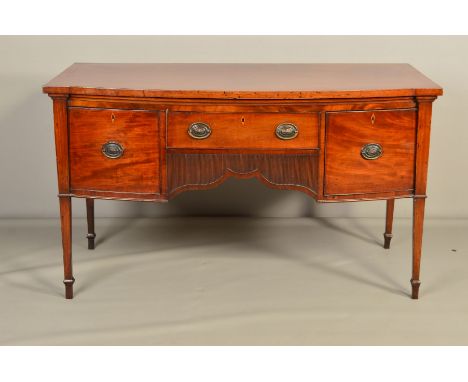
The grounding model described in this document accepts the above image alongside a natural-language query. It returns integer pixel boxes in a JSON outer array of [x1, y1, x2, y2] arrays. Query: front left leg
[[59, 196, 74, 299], [411, 198, 426, 299]]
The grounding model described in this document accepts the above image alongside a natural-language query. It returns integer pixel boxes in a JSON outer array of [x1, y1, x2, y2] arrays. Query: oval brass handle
[[102, 141, 124, 159], [361, 143, 383, 160], [188, 122, 212, 139], [276, 123, 298, 140]]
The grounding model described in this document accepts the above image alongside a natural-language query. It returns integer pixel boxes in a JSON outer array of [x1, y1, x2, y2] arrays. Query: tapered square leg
[[411, 198, 426, 299], [383, 199, 395, 249], [59, 196, 74, 299], [86, 198, 96, 250]]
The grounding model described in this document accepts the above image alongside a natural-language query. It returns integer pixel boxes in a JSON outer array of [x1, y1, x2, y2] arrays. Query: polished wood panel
[[324, 109, 417, 196], [167, 112, 319, 149], [43, 63, 442, 99], [52, 95, 69, 194], [167, 152, 319, 198], [69, 108, 160, 193], [69, 95, 418, 112]]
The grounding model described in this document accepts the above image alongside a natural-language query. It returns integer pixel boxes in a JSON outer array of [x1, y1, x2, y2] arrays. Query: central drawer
[[167, 112, 319, 149]]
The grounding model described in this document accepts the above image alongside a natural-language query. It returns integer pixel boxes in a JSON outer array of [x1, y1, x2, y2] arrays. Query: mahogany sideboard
[[43, 63, 442, 299]]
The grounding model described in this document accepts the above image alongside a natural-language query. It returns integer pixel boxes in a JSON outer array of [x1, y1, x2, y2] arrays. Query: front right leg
[[59, 196, 74, 299], [411, 198, 425, 299]]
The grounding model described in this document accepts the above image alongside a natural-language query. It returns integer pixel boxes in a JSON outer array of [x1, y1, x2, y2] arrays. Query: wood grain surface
[[43, 63, 443, 99], [167, 112, 319, 149], [167, 152, 319, 197], [69, 108, 160, 193], [324, 109, 417, 196]]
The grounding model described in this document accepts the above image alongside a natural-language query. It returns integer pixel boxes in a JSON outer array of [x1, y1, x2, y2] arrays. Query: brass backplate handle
[[275, 123, 299, 140], [102, 141, 124, 159], [188, 122, 212, 139], [361, 143, 383, 160]]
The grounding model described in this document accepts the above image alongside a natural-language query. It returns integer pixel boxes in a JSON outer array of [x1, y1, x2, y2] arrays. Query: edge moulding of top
[[42, 63, 443, 99]]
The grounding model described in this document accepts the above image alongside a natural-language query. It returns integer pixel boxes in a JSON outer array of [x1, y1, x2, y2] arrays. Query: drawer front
[[167, 112, 319, 149], [325, 109, 417, 195], [69, 108, 160, 193]]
